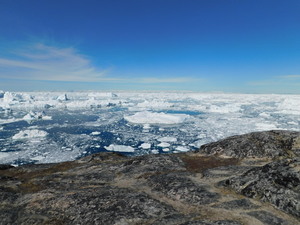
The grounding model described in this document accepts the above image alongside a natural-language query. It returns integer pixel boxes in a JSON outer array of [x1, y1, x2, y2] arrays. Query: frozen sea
[[0, 91, 300, 166]]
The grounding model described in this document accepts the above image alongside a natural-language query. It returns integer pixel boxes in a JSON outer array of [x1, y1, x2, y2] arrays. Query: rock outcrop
[[0, 130, 299, 225], [198, 130, 300, 158]]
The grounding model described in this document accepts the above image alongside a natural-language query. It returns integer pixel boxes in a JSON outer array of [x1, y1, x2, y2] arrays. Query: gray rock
[[180, 220, 243, 225], [213, 199, 259, 210], [247, 211, 288, 225]]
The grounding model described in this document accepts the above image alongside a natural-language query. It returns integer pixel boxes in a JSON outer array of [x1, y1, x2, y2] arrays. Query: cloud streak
[[134, 77, 198, 83], [0, 43, 114, 82]]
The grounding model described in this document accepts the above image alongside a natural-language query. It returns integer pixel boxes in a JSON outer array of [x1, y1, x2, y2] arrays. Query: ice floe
[[104, 144, 135, 152], [140, 143, 151, 149], [157, 142, 171, 148], [175, 146, 189, 152]]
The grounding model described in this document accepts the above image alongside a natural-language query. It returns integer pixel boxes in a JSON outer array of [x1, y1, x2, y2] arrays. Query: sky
[[0, 0, 300, 93]]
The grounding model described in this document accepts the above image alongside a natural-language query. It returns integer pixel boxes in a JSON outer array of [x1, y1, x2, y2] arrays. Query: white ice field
[[0, 91, 300, 165]]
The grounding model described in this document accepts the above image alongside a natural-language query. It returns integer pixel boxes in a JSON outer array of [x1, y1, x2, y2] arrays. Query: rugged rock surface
[[0, 130, 300, 224], [219, 157, 300, 219], [198, 130, 300, 158]]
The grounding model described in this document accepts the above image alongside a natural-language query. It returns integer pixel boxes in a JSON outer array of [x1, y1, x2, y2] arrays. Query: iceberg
[[57, 94, 69, 101], [12, 129, 48, 140]]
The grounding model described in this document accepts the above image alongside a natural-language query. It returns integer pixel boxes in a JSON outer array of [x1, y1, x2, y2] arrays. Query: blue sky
[[0, 0, 299, 93]]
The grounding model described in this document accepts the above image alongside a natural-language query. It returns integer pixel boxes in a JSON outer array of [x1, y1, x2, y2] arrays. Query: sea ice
[[157, 136, 177, 142], [104, 144, 135, 152], [0, 152, 9, 159], [31, 156, 45, 161], [136, 100, 173, 109], [255, 123, 278, 131], [1, 91, 300, 166]]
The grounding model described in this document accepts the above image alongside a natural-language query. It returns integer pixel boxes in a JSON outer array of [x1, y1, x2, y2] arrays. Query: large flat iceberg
[[124, 111, 189, 124]]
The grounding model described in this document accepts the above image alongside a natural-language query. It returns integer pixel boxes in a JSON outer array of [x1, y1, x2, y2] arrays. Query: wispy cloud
[[0, 43, 114, 82], [0, 42, 199, 87], [278, 75, 300, 79]]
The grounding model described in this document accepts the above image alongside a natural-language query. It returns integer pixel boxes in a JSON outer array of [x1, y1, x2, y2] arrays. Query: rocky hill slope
[[0, 130, 299, 225]]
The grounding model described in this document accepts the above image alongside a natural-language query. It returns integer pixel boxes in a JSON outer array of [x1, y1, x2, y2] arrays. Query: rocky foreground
[[0, 130, 300, 225]]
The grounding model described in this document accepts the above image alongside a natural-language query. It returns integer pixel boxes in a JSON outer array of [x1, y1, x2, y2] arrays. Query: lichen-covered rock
[[16, 187, 184, 225], [220, 157, 300, 218], [147, 172, 220, 205], [118, 153, 187, 177], [198, 130, 300, 158]]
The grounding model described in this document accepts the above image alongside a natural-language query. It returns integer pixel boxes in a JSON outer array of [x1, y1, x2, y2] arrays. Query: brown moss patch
[[0, 161, 79, 193], [19, 181, 44, 193], [0, 161, 78, 180], [180, 154, 239, 173]]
